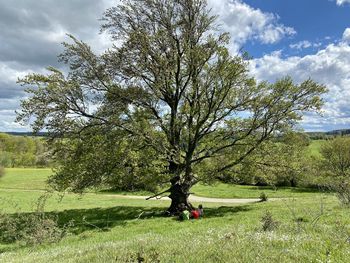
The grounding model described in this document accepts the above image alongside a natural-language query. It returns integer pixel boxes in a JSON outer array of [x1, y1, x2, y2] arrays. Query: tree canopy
[[17, 0, 327, 213]]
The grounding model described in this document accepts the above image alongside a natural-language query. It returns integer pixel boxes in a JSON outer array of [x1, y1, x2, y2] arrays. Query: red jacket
[[191, 210, 200, 219]]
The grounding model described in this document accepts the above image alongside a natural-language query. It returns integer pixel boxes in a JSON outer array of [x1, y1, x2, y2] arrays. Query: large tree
[[17, 0, 326, 214]]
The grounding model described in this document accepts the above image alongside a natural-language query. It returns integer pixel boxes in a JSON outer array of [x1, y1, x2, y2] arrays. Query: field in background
[[0, 168, 51, 191], [1, 166, 329, 201], [306, 139, 325, 157]]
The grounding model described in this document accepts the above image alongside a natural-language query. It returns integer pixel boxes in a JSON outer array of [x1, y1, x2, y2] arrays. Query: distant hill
[[306, 129, 350, 139], [2, 132, 47, 137], [325, 129, 350, 136], [3, 129, 350, 139]]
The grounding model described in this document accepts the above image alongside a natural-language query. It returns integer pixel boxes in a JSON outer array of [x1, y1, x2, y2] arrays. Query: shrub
[[259, 192, 268, 202], [0, 166, 4, 178], [0, 212, 65, 245], [261, 211, 279, 231], [317, 137, 350, 204], [320, 137, 350, 178], [333, 180, 350, 206]]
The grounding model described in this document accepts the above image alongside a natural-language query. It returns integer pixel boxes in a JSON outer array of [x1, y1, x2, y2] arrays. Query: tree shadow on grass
[[48, 203, 254, 234], [0, 204, 255, 248], [48, 206, 165, 234], [0, 207, 165, 250], [203, 205, 253, 218]]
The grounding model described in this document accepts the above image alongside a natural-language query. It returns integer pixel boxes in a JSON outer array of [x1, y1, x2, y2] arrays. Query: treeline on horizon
[[307, 129, 350, 140], [4, 128, 350, 140], [0, 133, 51, 167]]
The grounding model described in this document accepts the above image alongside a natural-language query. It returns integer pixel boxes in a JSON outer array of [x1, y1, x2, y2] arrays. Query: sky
[[0, 0, 350, 132]]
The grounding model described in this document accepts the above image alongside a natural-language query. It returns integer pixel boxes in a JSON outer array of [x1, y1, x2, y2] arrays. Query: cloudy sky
[[0, 0, 350, 132]]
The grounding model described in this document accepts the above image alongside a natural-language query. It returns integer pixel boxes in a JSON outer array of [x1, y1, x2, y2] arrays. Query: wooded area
[[0, 133, 50, 167]]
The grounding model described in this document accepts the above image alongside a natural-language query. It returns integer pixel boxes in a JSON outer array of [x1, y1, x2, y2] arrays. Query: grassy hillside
[[1, 168, 349, 262]]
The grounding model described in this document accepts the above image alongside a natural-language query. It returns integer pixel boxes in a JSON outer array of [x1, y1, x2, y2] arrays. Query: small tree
[[320, 137, 350, 178], [319, 137, 350, 205], [17, 0, 326, 214]]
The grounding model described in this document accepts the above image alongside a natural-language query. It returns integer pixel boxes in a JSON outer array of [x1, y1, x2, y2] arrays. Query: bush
[[261, 211, 279, 231], [332, 180, 350, 206], [320, 137, 350, 178], [315, 137, 350, 201], [0, 212, 65, 245], [259, 192, 268, 202], [0, 166, 4, 178]]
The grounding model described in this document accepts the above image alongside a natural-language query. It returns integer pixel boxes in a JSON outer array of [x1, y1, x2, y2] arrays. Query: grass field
[[306, 139, 326, 157], [0, 168, 51, 191], [1, 167, 350, 262]]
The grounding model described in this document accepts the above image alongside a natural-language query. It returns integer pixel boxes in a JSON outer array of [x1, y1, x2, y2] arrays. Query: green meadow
[[1, 158, 350, 263], [306, 139, 326, 158]]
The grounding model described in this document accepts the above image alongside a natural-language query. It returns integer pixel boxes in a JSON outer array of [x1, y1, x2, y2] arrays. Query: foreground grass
[[1, 168, 350, 262], [1, 191, 349, 263]]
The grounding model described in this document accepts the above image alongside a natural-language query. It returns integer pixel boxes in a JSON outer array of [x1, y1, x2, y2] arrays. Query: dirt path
[[0, 188, 266, 204], [101, 193, 263, 204]]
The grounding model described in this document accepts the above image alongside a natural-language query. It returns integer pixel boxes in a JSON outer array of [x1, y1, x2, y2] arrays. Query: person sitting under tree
[[178, 203, 190, 221], [191, 204, 203, 219]]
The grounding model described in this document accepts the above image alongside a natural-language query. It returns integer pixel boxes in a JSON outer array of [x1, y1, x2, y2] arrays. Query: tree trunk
[[166, 175, 194, 215], [290, 177, 297, 187]]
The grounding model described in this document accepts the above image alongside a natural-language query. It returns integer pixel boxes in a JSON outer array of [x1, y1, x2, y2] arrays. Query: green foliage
[[201, 131, 311, 187], [0, 133, 51, 168], [48, 132, 167, 193], [0, 212, 64, 245], [1, 168, 330, 201], [259, 192, 268, 202], [305, 137, 350, 204], [320, 137, 350, 178], [0, 166, 4, 178], [16, 0, 327, 194]]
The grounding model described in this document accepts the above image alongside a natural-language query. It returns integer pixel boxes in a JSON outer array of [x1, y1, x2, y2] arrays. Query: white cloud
[[289, 40, 322, 50], [250, 34, 350, 131], [208, 0, 296, 52], [290, 40, 312, 50], [0, 100, 26, 132], [0, 64, 31, 83], [0, 0, 118, 131], [342, 28, 350, 43], [336, 0, 350, 6]]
